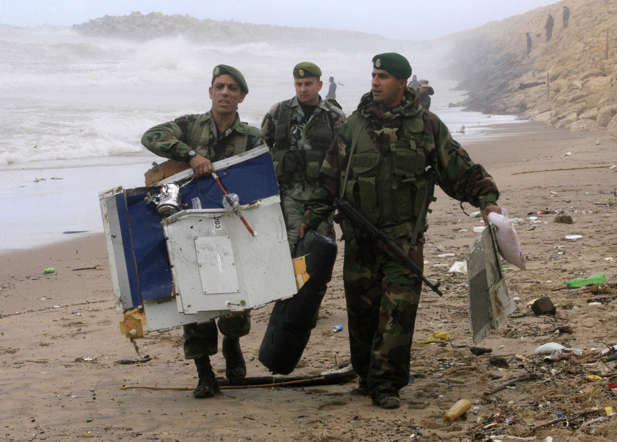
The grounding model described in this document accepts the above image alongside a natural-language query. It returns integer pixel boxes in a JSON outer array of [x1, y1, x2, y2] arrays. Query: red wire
[[211, 172, 256, 237]]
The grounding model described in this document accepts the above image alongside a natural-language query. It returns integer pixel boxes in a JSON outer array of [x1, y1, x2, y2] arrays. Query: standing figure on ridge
[[545, 13, 554, 41], [326, 76, 337, 100], [407, 74, 419, 91], [526, 32, 532, 55], [562, 6, 570, 29], [301, 52, 502, 409], [141, 65, 262, 399]]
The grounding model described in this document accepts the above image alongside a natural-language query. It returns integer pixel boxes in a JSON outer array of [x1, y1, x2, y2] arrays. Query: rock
[[534, 111, 553, 123], [596, 105, 617, 127], [470, 346, 492, 356], [607, 113, 617, 131], [554, 213, 574, 224], [554, 113, 578, 128], [531, 297, 556, 315], [550, 78, 568, 93], [581, 70, 606, 81], [570, 119, 598, 131], [583, 76, 611, 92], [567, 93, 587, 103], [579, 108, 598, 120], [489, 356, 509, 368]]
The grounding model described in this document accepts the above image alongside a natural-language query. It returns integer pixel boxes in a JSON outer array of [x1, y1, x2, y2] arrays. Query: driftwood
[[484, 373, 538, 395], [530, 408, 602, 433], [121, 368, 357, 391], [513, 165, 611, 175]]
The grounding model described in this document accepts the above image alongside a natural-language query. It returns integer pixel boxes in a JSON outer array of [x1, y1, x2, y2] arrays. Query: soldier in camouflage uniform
[[301, 53, 501, 409], [261, 62, 345, 247], [141, 64, 262, 399], [260, 62, 345, 341]]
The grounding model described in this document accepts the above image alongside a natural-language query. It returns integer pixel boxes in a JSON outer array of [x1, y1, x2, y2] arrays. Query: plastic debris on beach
[[535, 342, 583, 357], [488, 212, 525, 269], [564, 234, 583, 241], [566, 273, 607, 288], [448, 261, 467, 273]]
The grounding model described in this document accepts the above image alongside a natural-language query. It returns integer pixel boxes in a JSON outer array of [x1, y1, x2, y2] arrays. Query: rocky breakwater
[[446, 0, 617, 137], [73, 11, 390, 49]]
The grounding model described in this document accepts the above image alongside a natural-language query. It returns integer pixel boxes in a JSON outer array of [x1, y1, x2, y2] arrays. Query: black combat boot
[[193, 356, 219, 399], [351, 378, 369, 396], [372, 390, 401, 409], [222, 336, 246, 383]]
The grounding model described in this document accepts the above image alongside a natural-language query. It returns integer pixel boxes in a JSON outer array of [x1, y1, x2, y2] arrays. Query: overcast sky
[[1, 0, 559, 40]]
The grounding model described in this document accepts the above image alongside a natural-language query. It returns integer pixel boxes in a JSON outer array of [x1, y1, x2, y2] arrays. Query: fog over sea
[[0, 25, 523, 252]]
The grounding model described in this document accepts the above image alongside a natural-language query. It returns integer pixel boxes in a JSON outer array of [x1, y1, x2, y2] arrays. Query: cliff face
[[448, 0, 617, 136]]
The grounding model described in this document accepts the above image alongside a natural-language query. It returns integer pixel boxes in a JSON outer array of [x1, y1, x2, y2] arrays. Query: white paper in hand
[[487, 212, 525, 269]]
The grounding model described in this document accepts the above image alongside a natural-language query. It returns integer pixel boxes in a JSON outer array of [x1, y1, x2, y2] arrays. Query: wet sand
[[2, 122, 617, 441]]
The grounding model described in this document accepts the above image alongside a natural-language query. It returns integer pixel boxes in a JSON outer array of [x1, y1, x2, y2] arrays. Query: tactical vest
[[188, 114, 250, 161], [272, 100, 336, 187], [341, 110, 436, 239]]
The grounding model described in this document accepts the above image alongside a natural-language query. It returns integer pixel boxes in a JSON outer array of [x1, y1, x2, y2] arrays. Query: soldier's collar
[[290, 95, 324, 111], [208, 112, 247, 136]]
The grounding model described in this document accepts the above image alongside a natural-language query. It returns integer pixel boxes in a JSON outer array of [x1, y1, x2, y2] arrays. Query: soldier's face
[[294, 77, 322, 106], [209, 74, 246, 116], [371, 68, 406, 107]]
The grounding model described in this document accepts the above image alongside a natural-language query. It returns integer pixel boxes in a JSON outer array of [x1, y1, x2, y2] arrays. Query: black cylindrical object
[[258, 231, 337, 374]]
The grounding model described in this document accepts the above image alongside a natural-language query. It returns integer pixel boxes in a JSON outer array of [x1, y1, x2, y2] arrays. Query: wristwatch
[[187, 150, 197, 161]]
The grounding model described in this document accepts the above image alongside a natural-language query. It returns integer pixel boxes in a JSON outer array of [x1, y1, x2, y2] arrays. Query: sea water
[[0, 25, 523, 252]]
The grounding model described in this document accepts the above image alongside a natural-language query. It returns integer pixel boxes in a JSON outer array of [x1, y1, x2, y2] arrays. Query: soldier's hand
[[189, 154, 213, 177], [481, 204, 502, 224], [298, 223, 308, 239]]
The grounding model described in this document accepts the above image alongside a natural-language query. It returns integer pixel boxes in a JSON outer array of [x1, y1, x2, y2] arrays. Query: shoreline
[[2, 117, 532, 255]]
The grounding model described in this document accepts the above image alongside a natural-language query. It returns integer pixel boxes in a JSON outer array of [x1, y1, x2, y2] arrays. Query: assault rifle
[[335, 198, 444, 297]]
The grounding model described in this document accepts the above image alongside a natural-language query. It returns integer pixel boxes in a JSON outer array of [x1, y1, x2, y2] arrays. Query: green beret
[[212, 64, 248, 93], [371, 53, 412, 79], [293, 62, 322, 79]]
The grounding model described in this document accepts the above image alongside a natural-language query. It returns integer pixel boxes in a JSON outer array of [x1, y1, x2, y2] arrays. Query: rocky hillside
[[447, 0, 617, 136], [73, 11, 391, 49]]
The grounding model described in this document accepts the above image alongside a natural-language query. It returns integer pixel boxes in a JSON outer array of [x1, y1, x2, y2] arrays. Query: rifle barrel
[[335, 199, 443, 297]]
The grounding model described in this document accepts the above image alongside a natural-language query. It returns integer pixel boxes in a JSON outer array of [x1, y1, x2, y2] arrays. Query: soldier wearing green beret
[[300, 53, 502, 409], [260, 61, 345, 345], [141, 64, 262, 399]]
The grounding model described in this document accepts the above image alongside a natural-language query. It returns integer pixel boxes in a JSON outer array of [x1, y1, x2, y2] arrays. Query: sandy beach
[[2, 122, 617, 441]]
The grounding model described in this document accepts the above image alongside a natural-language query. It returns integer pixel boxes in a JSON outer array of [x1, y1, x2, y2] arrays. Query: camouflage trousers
[[343, 233, 423, 395], [183, 312, 250, 359]]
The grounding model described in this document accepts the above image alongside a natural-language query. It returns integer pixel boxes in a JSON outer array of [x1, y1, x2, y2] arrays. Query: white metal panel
[[195, 236, 240, 295], [99, 187, 134, 311], [163, 196, 296, 315], [143, 298, 223, 330]]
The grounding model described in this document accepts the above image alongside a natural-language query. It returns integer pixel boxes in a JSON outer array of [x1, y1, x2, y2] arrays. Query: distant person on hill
[[417, 79, 434, 110], [562, 6, 570, 28], [545, 13, 554, 41], [408, 74, 419, 91], [526, 32, 532, 55], [326, 76, 337, 100]]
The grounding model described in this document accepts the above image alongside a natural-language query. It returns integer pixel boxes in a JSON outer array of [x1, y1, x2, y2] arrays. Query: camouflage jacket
[[261, 96, 345, 199], [141, 112, 263, 163], [304, 89, 499, 238]]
